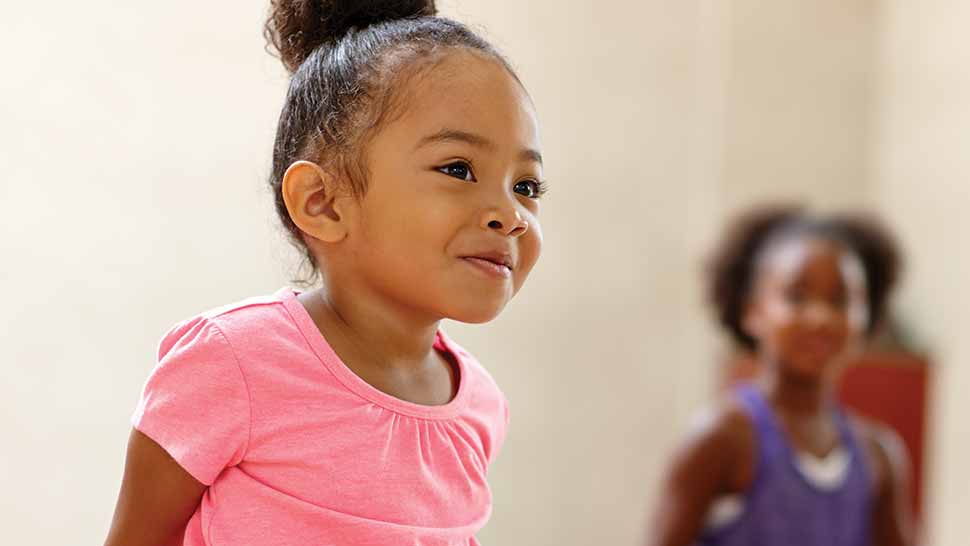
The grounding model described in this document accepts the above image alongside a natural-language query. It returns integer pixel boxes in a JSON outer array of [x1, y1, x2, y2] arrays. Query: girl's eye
[[437, 162, 475, 182], [513, 179, 546, 199]]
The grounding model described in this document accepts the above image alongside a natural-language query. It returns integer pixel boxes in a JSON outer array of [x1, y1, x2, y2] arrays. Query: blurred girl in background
[[647, 206, 914, 546]]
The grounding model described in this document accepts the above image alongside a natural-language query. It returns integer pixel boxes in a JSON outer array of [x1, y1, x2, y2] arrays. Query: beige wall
[[1, 1, 965, 545], [720, 0, 879, 211], [873, 1, 970, 543], [1, 0, 290, 539]]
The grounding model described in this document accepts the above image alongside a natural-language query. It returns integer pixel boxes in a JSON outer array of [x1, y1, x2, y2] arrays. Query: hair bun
[[265, 0, 438, 73]]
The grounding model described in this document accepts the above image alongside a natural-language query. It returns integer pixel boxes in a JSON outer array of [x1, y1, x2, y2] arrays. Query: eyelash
[[515, 179, 549, 199], [437, 161, 476, 182], [435, 160, 548, 199]]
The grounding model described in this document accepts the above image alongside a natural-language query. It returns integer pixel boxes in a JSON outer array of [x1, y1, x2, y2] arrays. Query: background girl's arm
[[645, 404, 750, 546], [103, 429, 208, 546], [867, 423, 916, 546]]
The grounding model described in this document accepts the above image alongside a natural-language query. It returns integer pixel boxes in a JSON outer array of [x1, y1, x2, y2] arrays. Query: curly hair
[[706, 205, 903, 350]]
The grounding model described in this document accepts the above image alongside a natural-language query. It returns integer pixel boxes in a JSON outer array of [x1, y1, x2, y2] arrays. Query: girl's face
[[341, 50, 544, 323], [743, 236, 870, 380]]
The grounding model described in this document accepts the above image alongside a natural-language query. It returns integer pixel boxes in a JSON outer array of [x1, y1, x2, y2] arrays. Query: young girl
[[646, 207, 914, 546], [104, 1, 546, 544]]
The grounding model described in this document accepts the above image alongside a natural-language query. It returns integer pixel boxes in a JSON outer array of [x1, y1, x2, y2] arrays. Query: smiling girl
[[104, 2, 545, 545]]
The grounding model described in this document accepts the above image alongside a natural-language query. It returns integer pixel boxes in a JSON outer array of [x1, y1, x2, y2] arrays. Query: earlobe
[[280, 160, 348, 244]]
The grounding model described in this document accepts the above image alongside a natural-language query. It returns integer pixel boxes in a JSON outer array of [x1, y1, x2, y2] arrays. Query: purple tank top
[[697, 385, 872, 546]]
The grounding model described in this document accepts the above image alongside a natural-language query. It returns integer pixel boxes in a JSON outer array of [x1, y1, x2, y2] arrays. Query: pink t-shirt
[[131, 288, 509, 546]]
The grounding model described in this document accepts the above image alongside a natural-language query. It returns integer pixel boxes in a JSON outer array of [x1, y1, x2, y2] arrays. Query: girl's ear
[[741, 297, 764, 342], [281, 161, 352, 244]]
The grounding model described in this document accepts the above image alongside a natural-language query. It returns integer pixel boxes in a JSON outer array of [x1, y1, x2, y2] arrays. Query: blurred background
[[1, 0, 968, 544]]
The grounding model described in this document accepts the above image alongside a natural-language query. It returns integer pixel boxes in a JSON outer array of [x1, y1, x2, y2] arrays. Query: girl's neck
[[301, 285, 441, 370], [756, 360, 835, 418]]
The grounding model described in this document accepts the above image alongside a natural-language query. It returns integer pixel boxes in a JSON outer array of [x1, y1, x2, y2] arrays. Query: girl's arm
[[868, 424, 916, 546], [103, 429, 208, 546], [645, 404, 750, 546]]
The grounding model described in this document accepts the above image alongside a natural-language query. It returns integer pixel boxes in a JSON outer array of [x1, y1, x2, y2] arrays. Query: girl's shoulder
[[846, 413, 909, 495], [135, 291, 297, 485], [193, 288, 294, 330], [673, 392, 759, 494], [690, 390, 759, 453], [157, 288, 300, 358]]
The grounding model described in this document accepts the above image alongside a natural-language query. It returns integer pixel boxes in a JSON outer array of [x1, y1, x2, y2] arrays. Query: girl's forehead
[[390, 50, 540, 147], [758, 236, 865, 288]]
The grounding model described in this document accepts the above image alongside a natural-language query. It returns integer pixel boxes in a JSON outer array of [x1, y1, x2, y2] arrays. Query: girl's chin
[[443, 300, 510, 324], [447, 307, 505, 325], [434, 287, 515, 324]]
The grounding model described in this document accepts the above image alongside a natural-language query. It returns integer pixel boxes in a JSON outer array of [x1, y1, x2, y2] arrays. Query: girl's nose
[[804, 299, 840, 326], [482, 207, 528, 237]]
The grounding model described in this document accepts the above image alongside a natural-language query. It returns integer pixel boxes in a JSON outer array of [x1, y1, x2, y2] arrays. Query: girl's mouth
[[460, 254, 513, 279]]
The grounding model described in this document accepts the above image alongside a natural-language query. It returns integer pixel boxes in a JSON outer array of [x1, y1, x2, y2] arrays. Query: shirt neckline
[[278, 287, 471, 420]]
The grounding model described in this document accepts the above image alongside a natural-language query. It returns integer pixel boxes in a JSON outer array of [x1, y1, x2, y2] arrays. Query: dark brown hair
[[263, 0, 514, 280], [707, 205, 903, 350]]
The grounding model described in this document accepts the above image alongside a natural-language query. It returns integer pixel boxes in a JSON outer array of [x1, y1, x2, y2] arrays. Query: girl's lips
[[461, 256, 512, 279]]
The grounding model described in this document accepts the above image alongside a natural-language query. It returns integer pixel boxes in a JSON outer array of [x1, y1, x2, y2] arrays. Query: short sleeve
[[131, 316, 251, 485]]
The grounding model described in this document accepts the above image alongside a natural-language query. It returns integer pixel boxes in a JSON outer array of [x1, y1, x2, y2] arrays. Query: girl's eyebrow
[[415, 128, 543, 165]]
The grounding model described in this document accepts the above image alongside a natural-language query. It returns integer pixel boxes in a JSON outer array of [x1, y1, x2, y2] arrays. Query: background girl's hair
[[827, 213, 902, 340], [263, 0, 514, 284], [706, 205, 903, 350]]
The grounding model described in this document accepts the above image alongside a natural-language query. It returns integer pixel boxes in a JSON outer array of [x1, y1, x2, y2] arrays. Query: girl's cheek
[[765, 296, 794, 326]]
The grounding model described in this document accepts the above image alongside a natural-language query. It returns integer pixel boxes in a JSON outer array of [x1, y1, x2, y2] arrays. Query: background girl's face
[[744, 236, 870, 380], [341, 50, 544, 323]]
